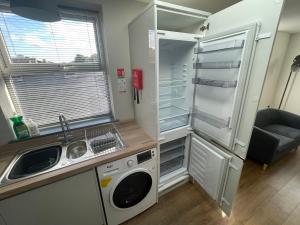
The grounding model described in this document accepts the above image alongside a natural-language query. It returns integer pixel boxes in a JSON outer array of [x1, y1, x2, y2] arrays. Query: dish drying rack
[[85, 126, 126, 156]]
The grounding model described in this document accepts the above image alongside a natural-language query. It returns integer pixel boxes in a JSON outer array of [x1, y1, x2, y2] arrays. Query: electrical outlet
[[117, 78, 127, 93]]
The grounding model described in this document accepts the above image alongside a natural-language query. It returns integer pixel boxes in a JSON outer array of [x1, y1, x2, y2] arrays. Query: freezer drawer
[[159, 137, 187, 178]]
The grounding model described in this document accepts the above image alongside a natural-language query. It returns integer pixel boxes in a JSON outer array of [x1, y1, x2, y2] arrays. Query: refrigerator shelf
[[160, 106, 189, 120], [194, 39, 244, 54], [192, 78, 237, 88], [160, 79, 187, 83], [193, 60, 241, 69], [160, 83, 187, 88], [160, 97, 185, 102], [160, 106, 189, 132], [193, 109, 231, 128]]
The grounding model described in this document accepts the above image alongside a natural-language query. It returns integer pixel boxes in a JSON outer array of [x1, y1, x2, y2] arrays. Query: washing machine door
[[111, 169, 153, 209]]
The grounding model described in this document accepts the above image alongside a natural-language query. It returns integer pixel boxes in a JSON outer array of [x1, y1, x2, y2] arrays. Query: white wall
[[259, 32, 290, 109], [0, 0, 146, 145], [273, 32, 300, 114]]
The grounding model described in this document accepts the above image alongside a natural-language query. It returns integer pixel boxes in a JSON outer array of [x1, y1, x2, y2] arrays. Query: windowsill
[[9, 116, 117, 144]]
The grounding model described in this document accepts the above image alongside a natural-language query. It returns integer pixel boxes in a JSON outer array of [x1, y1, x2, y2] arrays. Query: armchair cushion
[[264, 124, 300, 141], [267, 132, 295, 152]]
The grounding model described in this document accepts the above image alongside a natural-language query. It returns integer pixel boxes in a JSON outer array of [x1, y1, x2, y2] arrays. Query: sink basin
[[8, 146, 62, 180], [66, 141, 88, 159], [0, 126, 126, 186]]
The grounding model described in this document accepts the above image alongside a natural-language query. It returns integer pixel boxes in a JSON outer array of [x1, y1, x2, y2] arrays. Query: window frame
[[0, 3, 115, 132]]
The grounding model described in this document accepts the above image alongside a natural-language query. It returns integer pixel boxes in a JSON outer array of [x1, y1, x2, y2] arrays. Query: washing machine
[[97, 148, 158, 225]]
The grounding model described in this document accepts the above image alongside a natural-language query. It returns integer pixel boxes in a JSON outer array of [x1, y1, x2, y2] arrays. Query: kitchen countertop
[[0, 121, 157, 200]]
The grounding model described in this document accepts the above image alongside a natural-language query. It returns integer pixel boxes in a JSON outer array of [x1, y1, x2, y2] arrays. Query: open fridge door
[[189, 0, 284, 216], [192, 24, 257, 151]]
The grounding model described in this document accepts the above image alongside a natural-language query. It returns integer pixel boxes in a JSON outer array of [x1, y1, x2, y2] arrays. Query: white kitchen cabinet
[[129, 0, 284, 216], [0, 170, 105, 225]]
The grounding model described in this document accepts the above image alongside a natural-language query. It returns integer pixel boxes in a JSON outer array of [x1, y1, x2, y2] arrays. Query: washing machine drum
[[112, 171, 152, 208]]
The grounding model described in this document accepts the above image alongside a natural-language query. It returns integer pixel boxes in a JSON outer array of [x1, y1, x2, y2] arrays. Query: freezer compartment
[[160, 137, 186, 177], [160, 156, 184, 177], [160, 146, 184, 164], [160, 106, 189, 132]]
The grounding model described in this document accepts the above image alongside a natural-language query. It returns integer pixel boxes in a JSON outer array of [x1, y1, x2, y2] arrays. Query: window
[[0, 6, 113, 129]]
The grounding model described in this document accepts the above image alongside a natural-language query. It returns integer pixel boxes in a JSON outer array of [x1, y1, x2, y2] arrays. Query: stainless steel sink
[[66, 141, 88, 159], [8, 145, 62, 180], [0, 126, 125, 186]]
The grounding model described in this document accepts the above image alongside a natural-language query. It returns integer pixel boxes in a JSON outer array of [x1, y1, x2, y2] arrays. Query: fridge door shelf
[[192, 78, 237, 88], [160, 155, 184, 177], [193, 109, 231, 129], [194, 39, 245, 54], [194, 60, 241, 69]]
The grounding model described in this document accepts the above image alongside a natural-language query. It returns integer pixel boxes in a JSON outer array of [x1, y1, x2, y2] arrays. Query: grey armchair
[[247, 108, 300, 167]]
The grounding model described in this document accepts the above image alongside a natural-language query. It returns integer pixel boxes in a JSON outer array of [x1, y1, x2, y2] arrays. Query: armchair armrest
[[247, 126, 279, 164], [279, 110, 300, 129]]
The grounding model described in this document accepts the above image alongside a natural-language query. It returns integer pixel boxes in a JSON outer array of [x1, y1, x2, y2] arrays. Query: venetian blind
[[0, 7, 112, 127]]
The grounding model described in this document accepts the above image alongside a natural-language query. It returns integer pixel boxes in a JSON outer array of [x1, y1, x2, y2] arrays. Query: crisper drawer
[[160, 106, 189, 132], [160, 137, 186, 177]]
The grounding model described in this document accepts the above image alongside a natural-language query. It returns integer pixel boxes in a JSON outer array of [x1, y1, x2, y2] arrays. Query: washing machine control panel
[[137, 149, 154, 164]]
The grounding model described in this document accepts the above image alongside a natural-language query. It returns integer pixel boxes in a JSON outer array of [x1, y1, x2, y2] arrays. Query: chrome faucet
[[58, 113, 72, 143]]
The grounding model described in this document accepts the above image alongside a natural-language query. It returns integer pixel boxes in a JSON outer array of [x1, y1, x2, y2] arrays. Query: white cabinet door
[[0, 170, 105, 225]]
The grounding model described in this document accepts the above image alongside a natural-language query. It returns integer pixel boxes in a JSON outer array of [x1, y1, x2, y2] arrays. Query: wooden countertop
[[0, 121, 157, 200]]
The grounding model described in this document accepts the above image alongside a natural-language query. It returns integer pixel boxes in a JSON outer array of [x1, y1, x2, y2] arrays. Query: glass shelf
[[159, 79, 187, 87], [160, 97, 185, 102], [160, 106, 189, 132]]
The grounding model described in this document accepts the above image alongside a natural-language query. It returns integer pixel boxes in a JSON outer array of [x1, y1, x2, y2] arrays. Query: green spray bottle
[[10, 115, 30, 140]]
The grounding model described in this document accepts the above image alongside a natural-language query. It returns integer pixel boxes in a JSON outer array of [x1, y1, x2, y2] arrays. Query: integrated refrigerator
[[129, 0, 284, 215]]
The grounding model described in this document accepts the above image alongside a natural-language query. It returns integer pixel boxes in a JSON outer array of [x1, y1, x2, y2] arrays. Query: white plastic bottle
[[26, 119, 40, 137]]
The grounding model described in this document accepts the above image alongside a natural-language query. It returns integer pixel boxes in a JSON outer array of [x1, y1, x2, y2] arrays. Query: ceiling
[[278, 0, 300, 34], [135, 0, 240, 13]]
